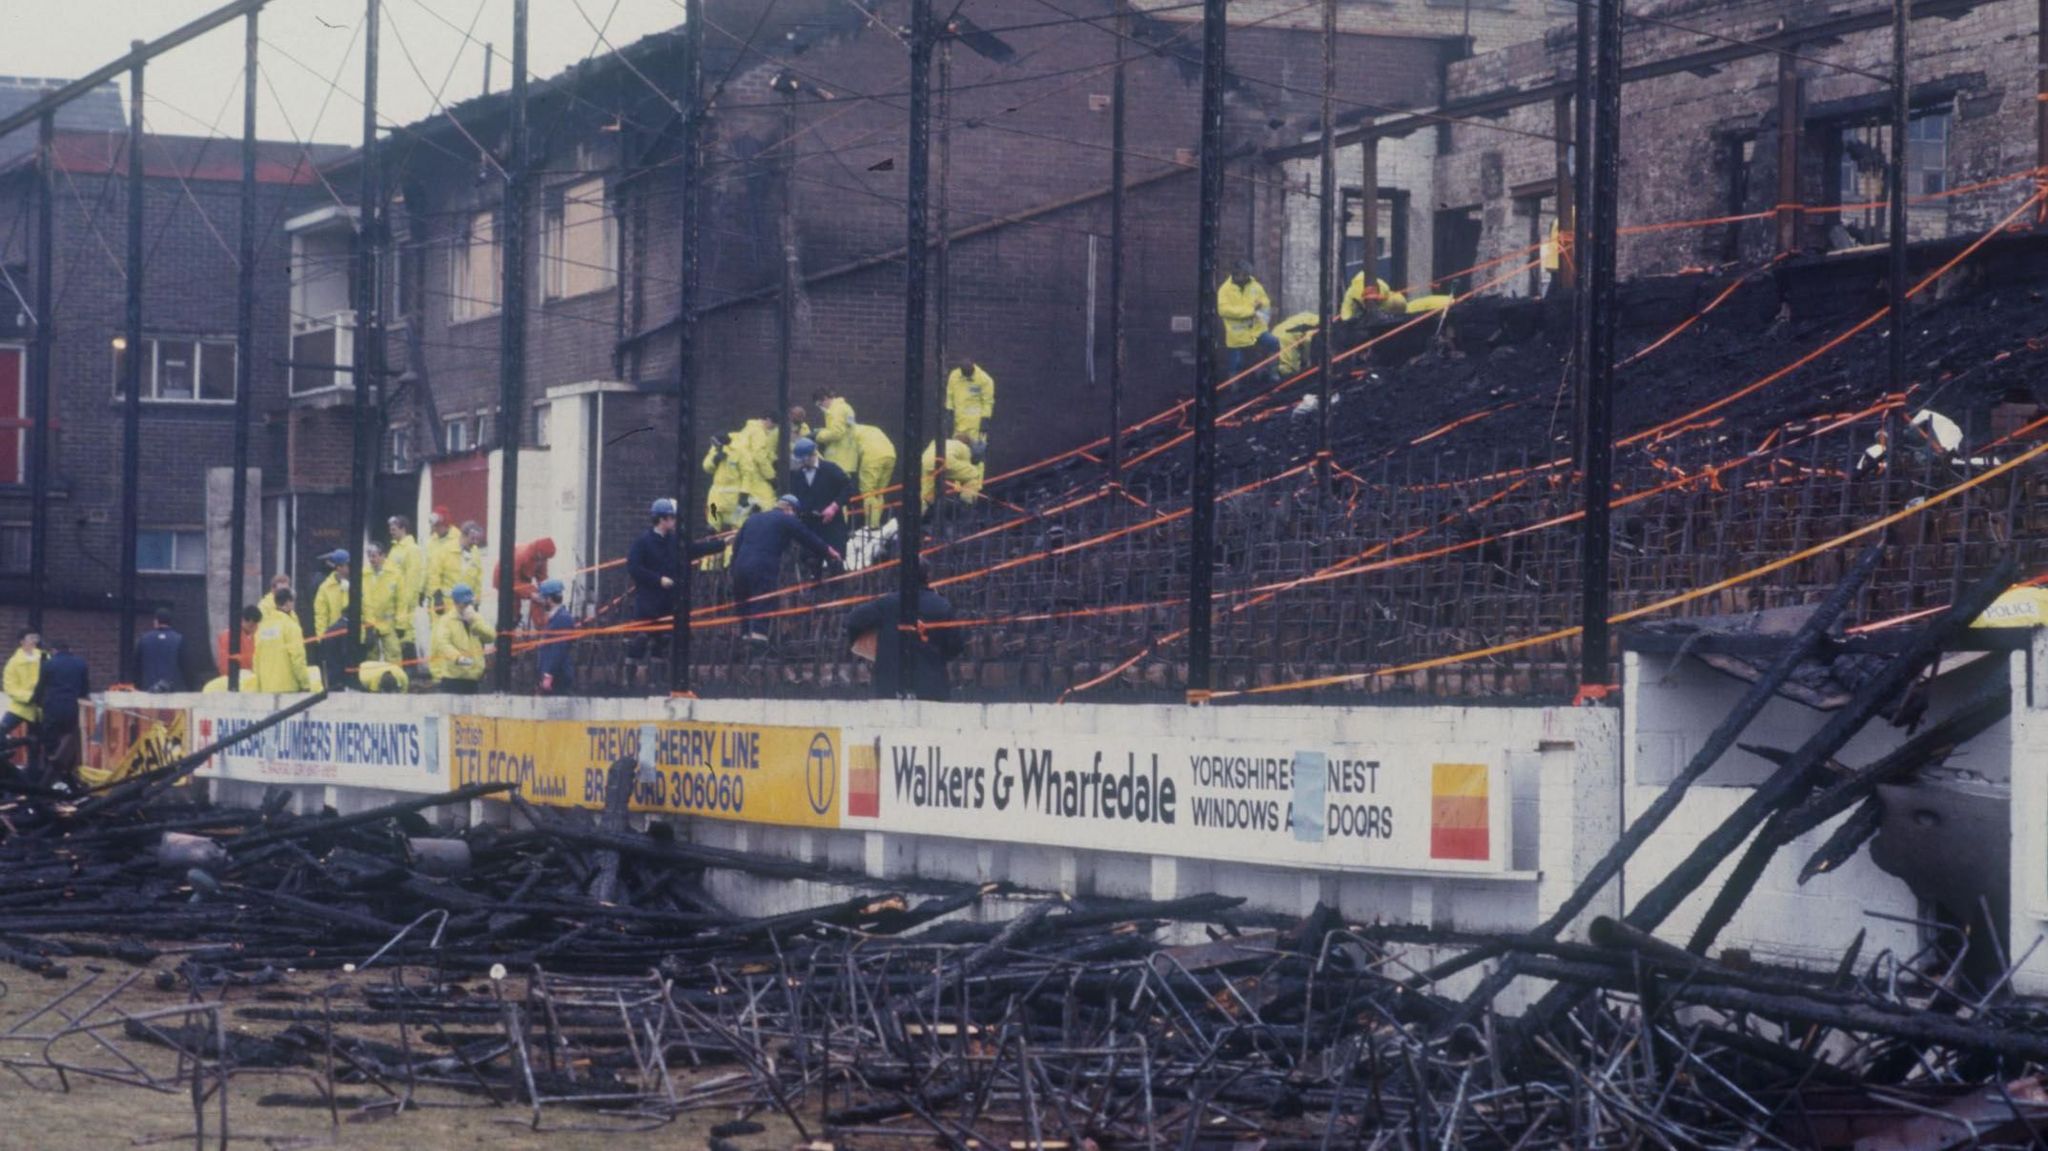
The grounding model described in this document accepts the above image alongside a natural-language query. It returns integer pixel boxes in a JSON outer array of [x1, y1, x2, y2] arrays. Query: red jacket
[[494, 537, 557, 628]]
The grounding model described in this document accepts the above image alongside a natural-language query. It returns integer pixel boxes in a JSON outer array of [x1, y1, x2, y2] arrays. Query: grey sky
[[0, 1, 688, 146]]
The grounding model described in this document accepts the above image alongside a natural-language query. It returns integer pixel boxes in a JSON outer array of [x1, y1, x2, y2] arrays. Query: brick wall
[[1433, 0, 2043, 282], [0, 149, 327, 677]]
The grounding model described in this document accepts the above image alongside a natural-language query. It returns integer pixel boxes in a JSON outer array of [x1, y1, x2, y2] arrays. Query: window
[[137, 528, 206, 575], [113, 337, 237, 402], [449, 210, 501, 322], [1829, 106, 1952, 246], [1341, 188, 1409, 291], [0, 524, 27, 573], [444, 417, 472, 454], [542, 177, 618, 300], [532, 402, 552, 449], [385, 423, 414, 473], [474, 409, 497, 451]]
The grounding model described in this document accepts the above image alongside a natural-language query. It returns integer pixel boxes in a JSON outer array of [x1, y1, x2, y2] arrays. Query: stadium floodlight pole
[[119, 44, 145, 678], [670, 0, 705, 694], [1108, 0, 1128, 486], [346, 0, 380, 691], [1577, 0, 1623, 690], [229, 15, 258, 689], [493, 0, 530, 691], [1315, 0, 1337, 491], [1887, 0, 1909, 403], [27, 113, 53, 634], [897, 0, 934, 697], [1187, 0, 1226, 697], [1571, 0, 1592, 470], [775, 71, 798, 487], [931, 40, 951, 538]]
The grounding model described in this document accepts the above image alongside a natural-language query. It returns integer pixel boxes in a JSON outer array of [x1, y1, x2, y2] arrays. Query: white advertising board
[[193, 706, 443, 793], [846, 728, 1511, 873]]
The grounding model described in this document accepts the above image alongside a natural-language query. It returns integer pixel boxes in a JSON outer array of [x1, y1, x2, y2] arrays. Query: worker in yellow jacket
[[458, 522, 487, 602], [310, 549, 352, 691], [253, 588, 313, 693], [920, 438, 984, 511], [360, 543, 403, 663], [810, 388, 862, 474], [430, 585, 495, 693], [424, 507, 463, 604], [3, 629, 41, 740], [851, 422, 899, 527], [702, 432, 753, 535], [944, 360, 997, 454], [734, 416, 781, 512], [1339, 271, 1408, 321], [1217, 261, 1280, 382], [385, 515, 425, 661], [1272, 312, 1321, 377]]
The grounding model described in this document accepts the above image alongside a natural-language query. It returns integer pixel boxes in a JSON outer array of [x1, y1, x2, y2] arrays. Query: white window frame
[[448, 210, 502, 322], [113, 336, 238, 404], [444, 418, 473, 454], [541, 177, 618, 300], [474, 408, 497, 451], [532, 401, 552, 449], [136, 527, 207, 575], [385, 423, 414, 472]]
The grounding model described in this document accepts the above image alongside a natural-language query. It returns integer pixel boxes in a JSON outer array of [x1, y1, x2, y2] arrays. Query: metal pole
[[896, 0, 933, 696], [1553, 92, 1573, 297], [1578, 0, 1623, 689], [228, 15, 257, 689], [345, 0, 379, 689], [932, 39, 951, 537], [2038, 0, 2047, 188], [119, 44, 145, 677], [776, 72, 798, 483], [1775, 52, 1802, 254], [1188, 0, 1225, 696], [1571, 2, 1592, 467], [1888, 0, 1910, 404], [1359, 134, 1377, 284], [493, 0, 529, 690], [27, 113, 53, 634], [1315, 0, 1336, 483], [669, 0, 704, 694], [1107, 0, 1128, 486]]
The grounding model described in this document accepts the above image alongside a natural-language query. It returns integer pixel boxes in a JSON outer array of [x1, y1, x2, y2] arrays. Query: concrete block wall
[[1622, 648, 2016, 973]]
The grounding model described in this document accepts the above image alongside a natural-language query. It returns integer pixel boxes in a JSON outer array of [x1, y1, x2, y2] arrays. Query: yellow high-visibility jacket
[[312, 572, 349, 644], [813, 396, 861, 472], [252, 612, 313, 693], [1404, 294, 1454, 314], [361, 563, 403, 646], [386, 534, 425, 615], [1973, 586, 2048, 629], [1340, 272, 1408, 319], [4, 647, 41, 723], [459, 546, 485, 599], [944, 367, 997, 443], [425, 528, 463, 602], [734, 419, 780, 511], [1273, 312, 1320, 377], [1216, 278, 1271, 348], [702, 438, 752, 530], [920, 438, 984, 510], [430, 610, 496, 683], [852, 423, 899, 524], [358, 660, 411, 692]]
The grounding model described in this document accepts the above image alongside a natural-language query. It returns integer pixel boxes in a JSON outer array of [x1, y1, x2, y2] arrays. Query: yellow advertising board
[[448, 715, 842, 829], [81, 703, 191, 788]]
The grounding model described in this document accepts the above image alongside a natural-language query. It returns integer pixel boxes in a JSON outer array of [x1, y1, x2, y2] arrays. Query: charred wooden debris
[[2, 555, 2046, 1146]]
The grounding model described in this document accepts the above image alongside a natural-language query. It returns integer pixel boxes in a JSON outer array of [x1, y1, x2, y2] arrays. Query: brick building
[[311, 0, 1530, 607], [1411, 0, 2044, 294], [0, 124, 343, 678]]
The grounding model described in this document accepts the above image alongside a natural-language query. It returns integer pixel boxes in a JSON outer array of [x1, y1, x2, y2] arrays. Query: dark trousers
[[1227, 332, 1282, 381], [800, 518, 850, 581], [626, 617, 669, 662], [440, 679, 480, 695], [732, 567, 776, 636]]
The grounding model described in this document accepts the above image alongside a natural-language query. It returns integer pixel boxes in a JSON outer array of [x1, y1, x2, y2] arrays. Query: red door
[[0, 347, 23, 485]]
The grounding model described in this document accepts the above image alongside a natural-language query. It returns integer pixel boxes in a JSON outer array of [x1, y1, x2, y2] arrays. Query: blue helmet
[[537, 578, 565, 598], [451, 584, 476, 606], [650, 497, 678, 518], [324, 549, 350, 566], [792, 436, 818, 458]]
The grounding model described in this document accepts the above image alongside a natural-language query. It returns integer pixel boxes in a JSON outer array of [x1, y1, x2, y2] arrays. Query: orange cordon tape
[[1207, 436, 2048, 700]]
